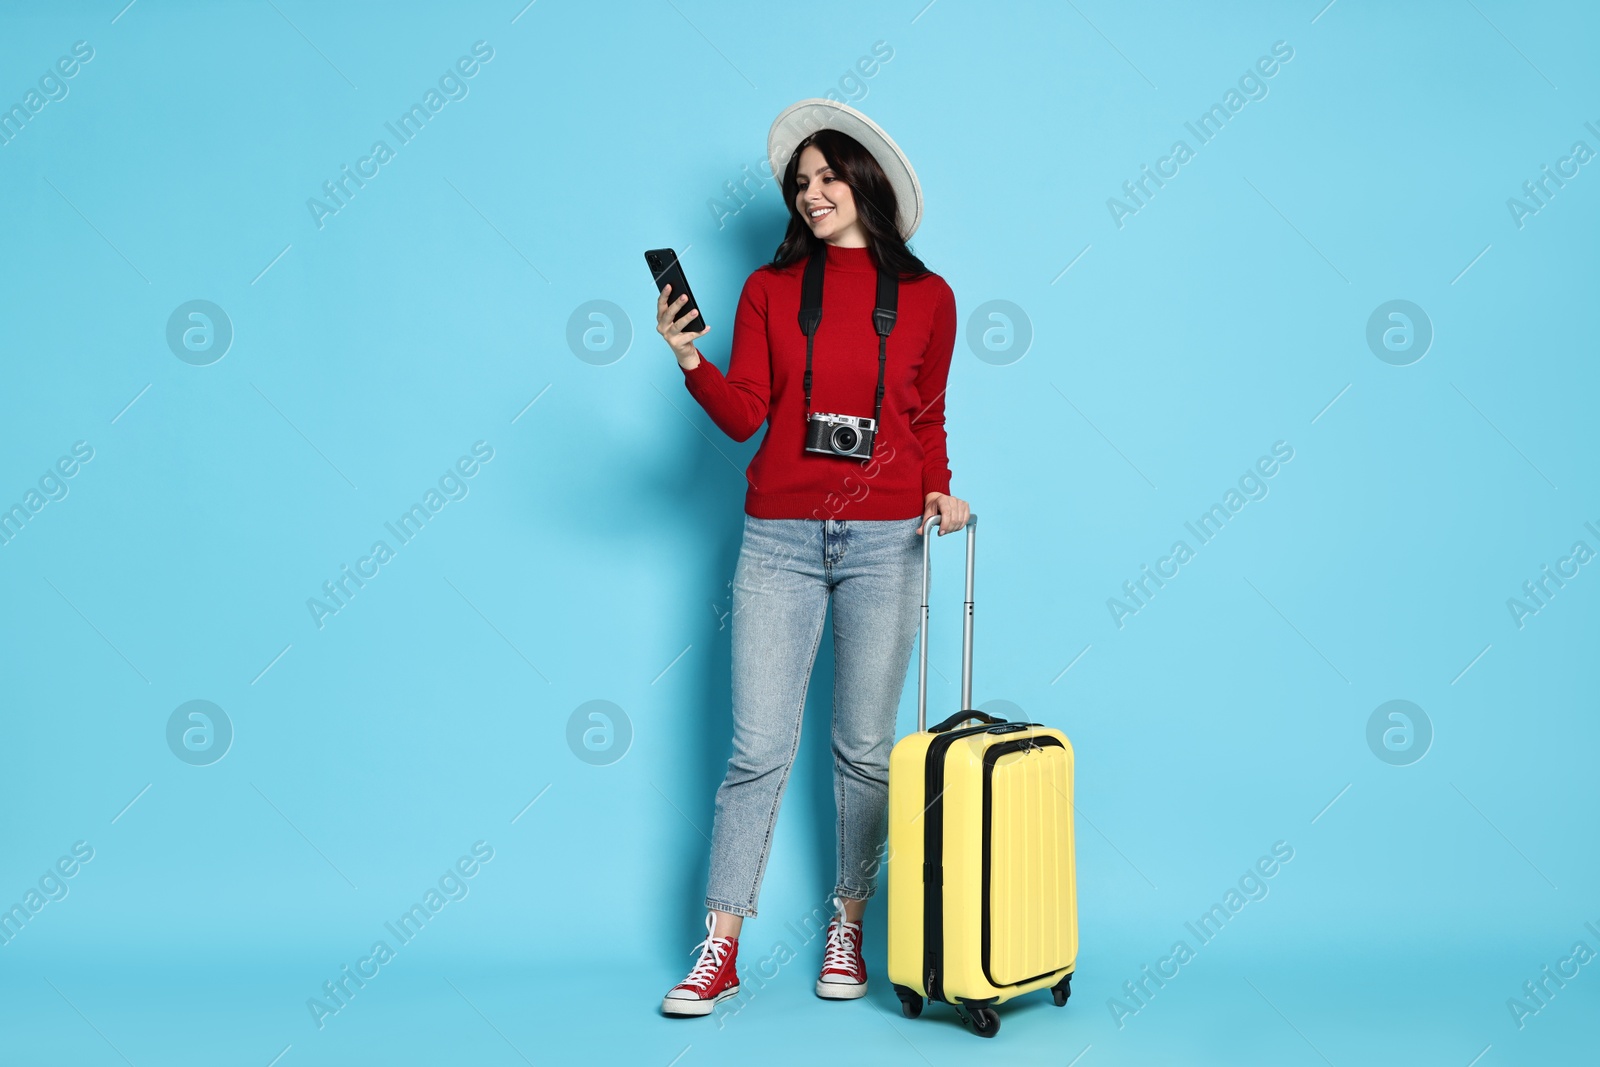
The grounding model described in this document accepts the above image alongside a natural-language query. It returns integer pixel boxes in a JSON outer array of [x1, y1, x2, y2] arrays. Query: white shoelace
[[681, 912, 732, 990], [822, 911, 861, 974]]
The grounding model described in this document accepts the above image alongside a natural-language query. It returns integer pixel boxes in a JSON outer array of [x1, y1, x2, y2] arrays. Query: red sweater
[[680, 243, 956, 519]]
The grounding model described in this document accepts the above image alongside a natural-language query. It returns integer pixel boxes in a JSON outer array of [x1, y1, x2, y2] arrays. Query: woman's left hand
[[918, 492, 971, 536]]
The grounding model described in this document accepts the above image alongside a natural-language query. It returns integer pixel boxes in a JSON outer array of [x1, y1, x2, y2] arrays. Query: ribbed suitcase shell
[[887, 721, 1077, 1006]]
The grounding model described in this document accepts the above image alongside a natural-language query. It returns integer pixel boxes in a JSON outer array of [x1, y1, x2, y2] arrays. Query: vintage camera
[[804, 412, 877, 459]]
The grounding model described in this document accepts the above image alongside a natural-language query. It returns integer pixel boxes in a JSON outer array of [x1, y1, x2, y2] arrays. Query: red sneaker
[[661, 912, 740, 1017], [815, 899, 867, 999]]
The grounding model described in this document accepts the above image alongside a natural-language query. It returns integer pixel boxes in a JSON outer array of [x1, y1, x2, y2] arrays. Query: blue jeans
[[704, 515, 926, 918]]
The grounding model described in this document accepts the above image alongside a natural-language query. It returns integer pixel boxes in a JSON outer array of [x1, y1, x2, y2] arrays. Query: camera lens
[[832, 425, 859, 453]]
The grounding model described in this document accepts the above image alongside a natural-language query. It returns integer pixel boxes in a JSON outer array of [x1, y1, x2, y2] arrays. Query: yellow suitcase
[[887, 514, 1077, 1038]]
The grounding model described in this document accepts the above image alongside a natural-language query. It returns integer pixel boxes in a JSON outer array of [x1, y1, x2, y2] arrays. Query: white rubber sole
[[661, 985, 739, 1017], [815, 978, 868, 999]]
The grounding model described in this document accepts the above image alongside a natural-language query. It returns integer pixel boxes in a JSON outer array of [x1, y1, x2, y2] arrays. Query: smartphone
[[645, 248, 707, 335]]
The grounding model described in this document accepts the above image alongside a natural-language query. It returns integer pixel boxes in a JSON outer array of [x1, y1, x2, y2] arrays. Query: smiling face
[[795, 143, 869, 248]]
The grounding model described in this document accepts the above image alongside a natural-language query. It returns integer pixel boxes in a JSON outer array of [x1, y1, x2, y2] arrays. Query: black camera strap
[[799, 243, 898, 426]]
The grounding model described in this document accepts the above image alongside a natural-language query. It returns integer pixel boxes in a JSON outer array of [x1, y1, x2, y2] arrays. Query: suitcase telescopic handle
[[916, 512, 977, 733]]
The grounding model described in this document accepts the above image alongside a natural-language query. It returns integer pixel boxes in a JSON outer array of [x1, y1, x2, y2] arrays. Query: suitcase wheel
[[1052, 973, 1072, 1007], [958, 1000, 1000, 1038], [892, 984, 923, 1019]]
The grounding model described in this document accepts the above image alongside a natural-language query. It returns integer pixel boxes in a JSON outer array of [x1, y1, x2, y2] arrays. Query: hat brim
[[767, 98, 923, 241]]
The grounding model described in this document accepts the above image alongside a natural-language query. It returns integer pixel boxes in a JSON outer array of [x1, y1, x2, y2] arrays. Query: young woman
[[655, 99, 969, 1017]]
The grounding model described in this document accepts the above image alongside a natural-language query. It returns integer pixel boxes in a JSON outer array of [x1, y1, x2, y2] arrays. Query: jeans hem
[[705, 897, 758, 919], [832, 883, 876, 902]]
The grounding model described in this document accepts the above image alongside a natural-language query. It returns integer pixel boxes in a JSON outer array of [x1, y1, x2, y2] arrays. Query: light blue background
[[2, 1, 1596, 1064]]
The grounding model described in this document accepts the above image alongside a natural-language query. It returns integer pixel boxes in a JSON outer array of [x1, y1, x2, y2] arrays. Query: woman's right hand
[[656, 283, 711, 369]]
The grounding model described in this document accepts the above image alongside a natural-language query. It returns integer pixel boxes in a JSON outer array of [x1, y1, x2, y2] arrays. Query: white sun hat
[[767, 98, 924, 241]]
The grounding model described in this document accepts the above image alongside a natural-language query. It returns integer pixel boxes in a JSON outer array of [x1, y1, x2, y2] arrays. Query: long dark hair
[[769, 128, 930, 279]]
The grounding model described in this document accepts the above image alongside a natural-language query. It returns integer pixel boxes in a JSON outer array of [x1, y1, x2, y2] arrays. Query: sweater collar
[[821, 243, 878, 274]]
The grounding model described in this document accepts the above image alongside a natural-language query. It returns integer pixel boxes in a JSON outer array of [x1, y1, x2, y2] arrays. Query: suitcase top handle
[[927, 709, 1004, 734], [917, 512, 978, 733]]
